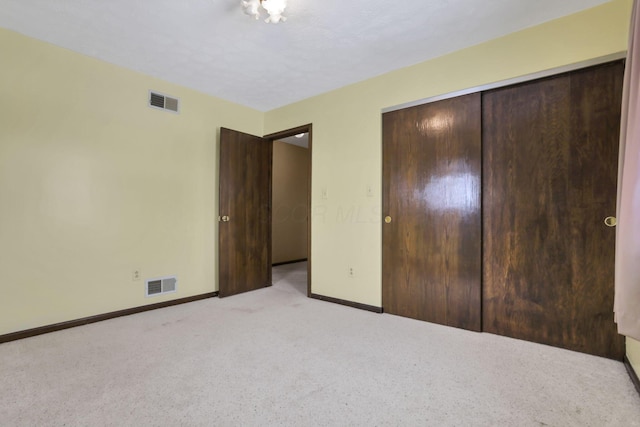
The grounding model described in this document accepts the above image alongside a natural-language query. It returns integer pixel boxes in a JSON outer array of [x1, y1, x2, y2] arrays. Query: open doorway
[[265, 125, 312, 296]]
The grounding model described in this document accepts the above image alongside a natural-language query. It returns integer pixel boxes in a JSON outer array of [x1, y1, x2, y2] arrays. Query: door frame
[[264, 124, 313, 296]]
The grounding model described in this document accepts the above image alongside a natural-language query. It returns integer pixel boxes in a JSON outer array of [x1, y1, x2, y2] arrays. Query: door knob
[[384, 216, 392, 224], [219, 215, 230, 222], [604, 216, 617, 227]]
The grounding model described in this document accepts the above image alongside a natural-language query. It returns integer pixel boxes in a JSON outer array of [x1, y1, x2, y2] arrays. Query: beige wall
[[272, 141, 309, 264], [263, 0, 638, 371], [264, 0, 632, 307], [628, 338, 640, 372], [0, 28, 263, 335]]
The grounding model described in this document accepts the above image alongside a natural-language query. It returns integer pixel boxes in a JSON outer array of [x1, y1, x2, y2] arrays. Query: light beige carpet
[[1, 262, 638, 426]]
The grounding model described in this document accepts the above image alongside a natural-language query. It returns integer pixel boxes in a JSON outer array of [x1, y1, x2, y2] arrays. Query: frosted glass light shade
[[241, 0, 287, 24]]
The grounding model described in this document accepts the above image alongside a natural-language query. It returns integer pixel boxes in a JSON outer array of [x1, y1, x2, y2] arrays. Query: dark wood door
[[219, 128, 272, 297], [482, 62, 625, 359], [382, 93, 482, 331]]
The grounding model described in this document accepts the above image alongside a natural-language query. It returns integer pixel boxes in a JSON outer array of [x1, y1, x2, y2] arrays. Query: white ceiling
[[279, 133, 309, 149], [0, 0, 610, 111]]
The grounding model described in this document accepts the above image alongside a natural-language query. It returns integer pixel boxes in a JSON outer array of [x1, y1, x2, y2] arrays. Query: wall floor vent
[[149, 91, 179, 113], [146, 276, 178, 297]]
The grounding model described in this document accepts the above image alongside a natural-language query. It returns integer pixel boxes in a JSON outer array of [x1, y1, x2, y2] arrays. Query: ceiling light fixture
[[241, 0, 287, 24], [295, 133, 305, 138]]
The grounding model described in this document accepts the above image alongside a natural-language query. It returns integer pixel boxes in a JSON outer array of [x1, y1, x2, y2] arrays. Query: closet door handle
[[604, 216, 617, 227]]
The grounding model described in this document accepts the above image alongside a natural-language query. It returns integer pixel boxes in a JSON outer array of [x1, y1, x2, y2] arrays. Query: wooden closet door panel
[[482, 62, 624, 359], [382, 93, 481, 331]]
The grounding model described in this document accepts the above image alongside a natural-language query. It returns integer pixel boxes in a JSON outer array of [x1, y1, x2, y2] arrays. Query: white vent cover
[[149, 91, 179, 113], [145, 276, 178, 297]]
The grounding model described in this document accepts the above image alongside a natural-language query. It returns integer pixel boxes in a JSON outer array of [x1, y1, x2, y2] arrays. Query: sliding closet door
[[482, 62, 625, 359], [382, 93, 481, 331]]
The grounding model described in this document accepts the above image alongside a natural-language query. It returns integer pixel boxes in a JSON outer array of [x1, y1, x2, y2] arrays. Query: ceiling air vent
[[145, 276, 178, 297], [149, 91, 179, 113]]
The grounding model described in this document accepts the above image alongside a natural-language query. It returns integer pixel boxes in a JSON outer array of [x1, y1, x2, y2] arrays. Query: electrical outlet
[[348, 266, 356, 278], [132, 270, 141, 281]]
